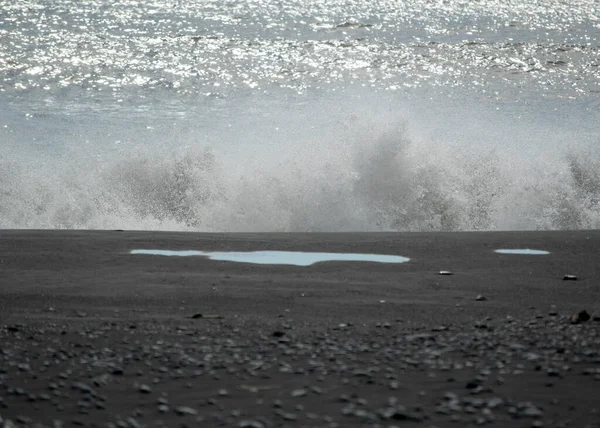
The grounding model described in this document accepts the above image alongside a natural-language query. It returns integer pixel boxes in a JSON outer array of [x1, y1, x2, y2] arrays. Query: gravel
[[1, 310, 600, 427]]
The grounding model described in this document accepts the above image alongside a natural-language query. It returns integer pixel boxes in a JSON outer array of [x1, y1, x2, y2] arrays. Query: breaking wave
[[2, 102, 600, 232]]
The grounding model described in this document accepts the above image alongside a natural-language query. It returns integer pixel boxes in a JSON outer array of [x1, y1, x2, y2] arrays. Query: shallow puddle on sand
[[130, 250, 410, 266], [495, 249, 550, 255]]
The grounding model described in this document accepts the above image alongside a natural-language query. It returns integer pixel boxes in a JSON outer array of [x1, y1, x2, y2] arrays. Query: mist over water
[[1, 0, 599, 231]]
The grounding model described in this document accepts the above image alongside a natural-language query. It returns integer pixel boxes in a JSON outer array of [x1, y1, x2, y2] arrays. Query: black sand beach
[[1, 230, 600, 427]]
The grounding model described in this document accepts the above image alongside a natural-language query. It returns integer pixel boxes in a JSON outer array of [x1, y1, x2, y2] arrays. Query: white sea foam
[[130, 250, 410, 265], [2, 93, 599, 232]]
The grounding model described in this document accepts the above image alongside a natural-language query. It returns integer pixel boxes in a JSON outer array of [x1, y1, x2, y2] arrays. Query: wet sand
[[1, 230, 599, 427]]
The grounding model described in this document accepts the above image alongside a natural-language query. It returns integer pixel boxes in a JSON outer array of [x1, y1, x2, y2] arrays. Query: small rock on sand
[[571, 310, 590, 324], [175, 406, 198, 416], [138, 384, 152, 394]]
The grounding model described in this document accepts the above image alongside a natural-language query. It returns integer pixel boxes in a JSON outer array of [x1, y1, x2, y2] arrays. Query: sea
[[1, 0, 599, 232]]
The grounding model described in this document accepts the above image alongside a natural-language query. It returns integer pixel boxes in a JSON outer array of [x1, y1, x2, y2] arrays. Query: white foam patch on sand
[[495, 249, 550, 255], [130, 249, 410, 266]]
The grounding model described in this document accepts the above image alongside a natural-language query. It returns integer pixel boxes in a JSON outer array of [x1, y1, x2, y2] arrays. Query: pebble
[[277, 411, 297, 421], [71, 383, 95, 396], [2, 295, 599, 428], [487, 397, 504, 409], [175, 406, 198, 416], [291, 389, 307, 397], [521, 404, 544, 417], [571, 310, 591, 324], [138, 384, 152, 394], [238, 421, 265, 428], [547, 368, 561, 377]]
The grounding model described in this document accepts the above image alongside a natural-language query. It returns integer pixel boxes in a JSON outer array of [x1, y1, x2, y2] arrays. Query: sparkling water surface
[[1, 0, 599, 231]]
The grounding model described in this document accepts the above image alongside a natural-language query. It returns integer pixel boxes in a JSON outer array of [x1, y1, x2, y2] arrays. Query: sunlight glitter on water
[[1, 0, 598, 99]]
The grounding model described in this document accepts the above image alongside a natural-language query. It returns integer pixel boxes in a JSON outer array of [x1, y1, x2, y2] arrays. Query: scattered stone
[[475, 295, 487, 301], [126, 417, 142, 428], [291, 389, 307, 397], [238, 421, 265, 428], [353, 408, 378, 422], [521, 404, 543, 417], [466, 380, 481, 389], [487, 397, 504, 409], [16, 416, 31, 424], [379, 406, 424, 422], [92, 374, 111, 387], [190, 313, 223, 319], [175, 406, 198, 416], [571, 310, 591, 324], [352, 369, 372, 378], [4, 272, 600, 428], [71, 382, 96, 396], [138, 384, 152, 394], [276, 411, 297, 421]]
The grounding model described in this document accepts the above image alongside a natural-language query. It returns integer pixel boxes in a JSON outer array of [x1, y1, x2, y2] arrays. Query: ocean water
[[1, 0, 599, 231]]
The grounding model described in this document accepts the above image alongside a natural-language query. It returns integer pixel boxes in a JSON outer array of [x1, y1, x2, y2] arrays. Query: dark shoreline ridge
[[1, 230, 600, 427]]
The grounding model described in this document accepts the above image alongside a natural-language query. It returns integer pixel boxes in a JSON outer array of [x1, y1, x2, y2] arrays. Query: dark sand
[[1, 230, 599, 427]]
